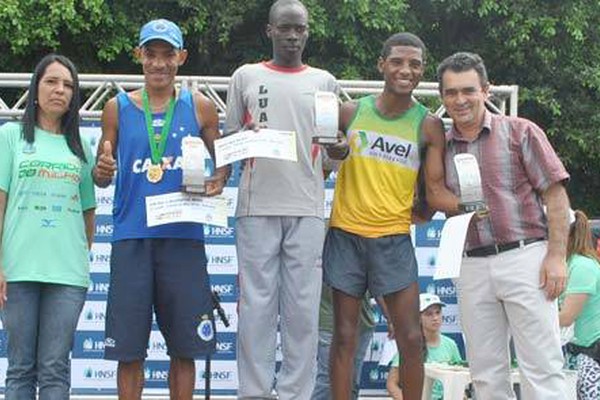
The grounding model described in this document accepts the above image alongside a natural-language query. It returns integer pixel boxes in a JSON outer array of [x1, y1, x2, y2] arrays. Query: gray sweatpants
[[236, 216, 324, 400]]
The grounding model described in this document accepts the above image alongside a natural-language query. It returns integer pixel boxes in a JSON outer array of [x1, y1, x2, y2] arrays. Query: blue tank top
[[112, 88, 205, 241]]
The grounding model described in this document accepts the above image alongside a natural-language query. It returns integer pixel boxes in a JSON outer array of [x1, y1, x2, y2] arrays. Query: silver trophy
[[181, 136, 206, 194], [453, 153, 487, 214], [312, 91, 339, 145]]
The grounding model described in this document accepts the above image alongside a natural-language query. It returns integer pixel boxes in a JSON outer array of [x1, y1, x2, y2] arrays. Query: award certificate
[[145, 192, 228, 228], [214, 129, 297, 168]]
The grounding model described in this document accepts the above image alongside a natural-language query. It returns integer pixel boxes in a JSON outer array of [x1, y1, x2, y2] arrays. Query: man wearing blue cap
[[93, 19, 229, 399]]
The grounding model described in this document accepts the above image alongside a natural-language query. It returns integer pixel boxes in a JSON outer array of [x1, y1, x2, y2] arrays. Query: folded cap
[[139, 19, 183, 49]]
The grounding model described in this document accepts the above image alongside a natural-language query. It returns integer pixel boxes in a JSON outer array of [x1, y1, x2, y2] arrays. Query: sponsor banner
[[365, 331, 387, 363], [0, 331, 7, 358], [206, 245, 238, 275], [70, 359, 238, 393], [225, 161, 241, 188], [414, 219, 445, 248], [422, 278, 458, 305], [73, 331, 106, 359], [95, 185, 115, 216], [0, 359, 7, 387], [89, 242, 112, 273], [195, 360, 238, 390], [214, 332, 237, 360], [324, 188, 334, 219], [215, 302, 238, 333], [372, 305, 389, 333], [80, 126, 102, 154], [147, 331, 169, 361], [77, 301, 107, 331], [210, 274, 238, 303], [71, 359, 118, 389], [203, 220, 236, 245], [221, 187, 238, 218], [415, 246, 438, 277], [441, 304, 461, 333], [94, 214, 114, 243], [360, 361, 389, 390], [87, 273, 110, 301]]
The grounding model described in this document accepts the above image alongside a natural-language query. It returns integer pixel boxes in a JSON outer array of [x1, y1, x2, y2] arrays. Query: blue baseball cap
[[139, 19, 183, 49]]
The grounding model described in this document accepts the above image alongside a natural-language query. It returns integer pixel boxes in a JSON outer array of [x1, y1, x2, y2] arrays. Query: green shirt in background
[[0, 122, 96, 288], [391, 334, 462, 400], [319, 285, 375, 333], [564, 254, 600, 347]]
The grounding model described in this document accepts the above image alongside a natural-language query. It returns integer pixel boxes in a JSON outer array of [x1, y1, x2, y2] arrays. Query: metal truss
[[0, 73, 518, 122]]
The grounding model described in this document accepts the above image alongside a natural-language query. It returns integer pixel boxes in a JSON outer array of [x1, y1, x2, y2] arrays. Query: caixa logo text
[[201, 370, 234, 381]]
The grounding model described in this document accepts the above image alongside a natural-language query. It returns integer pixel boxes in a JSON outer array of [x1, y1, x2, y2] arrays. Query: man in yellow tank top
[[323, 33, 458, 400]]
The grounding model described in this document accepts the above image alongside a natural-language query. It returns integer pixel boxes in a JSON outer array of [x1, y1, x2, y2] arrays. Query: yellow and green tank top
[[330, 95, 427, 237]]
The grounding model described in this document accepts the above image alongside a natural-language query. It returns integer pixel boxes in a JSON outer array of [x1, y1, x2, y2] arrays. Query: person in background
[[386, 293, 462, 400], [559, 210, 600, 399], [0, 54, 96, 399]]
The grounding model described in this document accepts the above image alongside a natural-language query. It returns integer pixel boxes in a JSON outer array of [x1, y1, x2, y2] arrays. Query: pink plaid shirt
[[445, 111, 569, 250]]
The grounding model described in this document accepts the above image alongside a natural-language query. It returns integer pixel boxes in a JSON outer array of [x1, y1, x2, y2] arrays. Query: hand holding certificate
[[214, 129, 297, 168]]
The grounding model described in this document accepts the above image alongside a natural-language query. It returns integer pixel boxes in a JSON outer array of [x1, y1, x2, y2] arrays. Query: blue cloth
[[1, 282, 86, 399], [104, 238, 215, 361], [112, 88, 205, 241]]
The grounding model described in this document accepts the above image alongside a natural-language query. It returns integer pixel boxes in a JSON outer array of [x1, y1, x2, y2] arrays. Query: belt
[[465, 237, 545, 258]]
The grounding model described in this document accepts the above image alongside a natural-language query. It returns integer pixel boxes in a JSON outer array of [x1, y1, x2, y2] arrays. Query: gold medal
[[146, 164, 164, 183]]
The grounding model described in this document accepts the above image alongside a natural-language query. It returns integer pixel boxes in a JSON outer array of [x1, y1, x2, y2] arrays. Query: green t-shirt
[[0, 122, 96, 288], [564, 254, 600, 347], [319, 285, 375, 333], [391, 335, 462, 400]]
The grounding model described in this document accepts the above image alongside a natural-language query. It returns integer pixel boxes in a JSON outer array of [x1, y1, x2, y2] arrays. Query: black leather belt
[[465, 237, 545, 257]]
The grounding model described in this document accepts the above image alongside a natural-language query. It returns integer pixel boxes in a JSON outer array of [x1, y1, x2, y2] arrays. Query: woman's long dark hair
[[21, 54, 86, 162]]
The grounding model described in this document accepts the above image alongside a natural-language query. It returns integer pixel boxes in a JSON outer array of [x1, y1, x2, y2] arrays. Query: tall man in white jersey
[[224, 1, 339, 398]]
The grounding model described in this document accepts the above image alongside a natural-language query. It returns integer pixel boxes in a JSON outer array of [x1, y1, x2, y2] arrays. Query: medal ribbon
[[142, 88, 176, 165]]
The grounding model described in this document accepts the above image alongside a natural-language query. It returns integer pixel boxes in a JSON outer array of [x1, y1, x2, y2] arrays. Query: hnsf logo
[[94, 215, 114, 242], [144, 367, 169, 382], [84, 367, 116, 380], [210, 283, 236, 302], [201, 370, 234, 381], [203, 225, 235, 240], [415, 220, 445, 247]]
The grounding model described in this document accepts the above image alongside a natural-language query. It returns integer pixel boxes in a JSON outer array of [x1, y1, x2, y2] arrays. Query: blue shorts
[[322, 228, 417, 298], [104, 238, 215, 361]]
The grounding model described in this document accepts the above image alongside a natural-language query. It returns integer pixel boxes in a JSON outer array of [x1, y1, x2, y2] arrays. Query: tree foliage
[[1, 0, 599, 213]]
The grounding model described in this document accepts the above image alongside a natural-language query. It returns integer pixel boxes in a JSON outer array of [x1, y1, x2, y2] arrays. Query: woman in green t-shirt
[[0, 54, 96, 399], [559, 210, 600, 399]]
